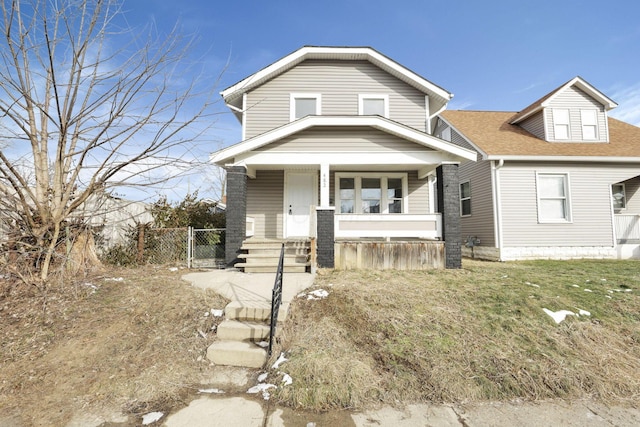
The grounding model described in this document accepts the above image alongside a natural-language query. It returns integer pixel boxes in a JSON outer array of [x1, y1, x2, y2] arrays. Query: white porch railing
[[334, 214, 442, 239], [614, 214, 640, 242]]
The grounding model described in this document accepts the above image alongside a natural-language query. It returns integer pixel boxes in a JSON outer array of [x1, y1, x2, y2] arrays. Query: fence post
[[137, 223, 145, 264], [187, 226, 192, 269]]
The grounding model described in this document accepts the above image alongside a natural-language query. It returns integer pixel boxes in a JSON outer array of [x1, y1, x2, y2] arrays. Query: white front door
[[285, 172, 316, 237]]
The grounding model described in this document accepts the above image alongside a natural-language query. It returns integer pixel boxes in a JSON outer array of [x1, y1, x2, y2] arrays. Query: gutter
[[491, 159, 505, 260]]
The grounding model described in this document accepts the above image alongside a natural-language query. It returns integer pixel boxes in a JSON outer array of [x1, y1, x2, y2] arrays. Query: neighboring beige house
[[212, 46, 476, 271], [437, 76, 640, 260]]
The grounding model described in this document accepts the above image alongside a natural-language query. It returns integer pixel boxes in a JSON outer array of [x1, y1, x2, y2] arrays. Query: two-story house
[[437, 77, 640, 261], [211, 46, 476, 271]]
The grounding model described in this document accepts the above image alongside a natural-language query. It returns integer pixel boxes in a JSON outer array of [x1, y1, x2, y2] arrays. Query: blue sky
[[121, 0, 640, 200]]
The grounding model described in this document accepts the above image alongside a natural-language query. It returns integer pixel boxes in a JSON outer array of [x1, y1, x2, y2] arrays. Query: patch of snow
[[606, 295, 612, 299], [142, 412, 163, 425], [528, 283, 540, 288], [608, 290, 614, 294], [625, 289, 633, 293], [584, 289, 593, 293], [169, 267, 178, 272], [105, 277, 124, 282], [247, 383, 276, 400], [572, 284, 580, 288], [282, 373, 293, 386], [578, 309, 591, 317], [272, 352, 288, 369], [211, 309, 224, 317], [585, 280, 591, 283], [204, 312, 210, 317], [256, 341, 269, 348], [198, 388, 224, 394], [306, 289, 329, 300], [543, 308, 576, 324], [502, 275, 508, 278], [257, 372, 268, 382], [601, 278, 607, 282], [297, 292, 306, 298]]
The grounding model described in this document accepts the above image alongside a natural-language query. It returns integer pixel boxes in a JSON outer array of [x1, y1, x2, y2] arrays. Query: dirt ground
[[0, 265, 243, 427]]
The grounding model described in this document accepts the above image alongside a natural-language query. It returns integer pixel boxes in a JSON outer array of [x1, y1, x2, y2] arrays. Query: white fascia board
[[542, 77, 618, 111], [485, 155, 640, 163], [234, 150, 463, 166], [210, 116, 477, 165], [220, 46, 453, 104]]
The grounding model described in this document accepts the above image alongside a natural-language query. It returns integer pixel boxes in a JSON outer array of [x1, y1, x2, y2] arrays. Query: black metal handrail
[[267, 243, 285, 357]]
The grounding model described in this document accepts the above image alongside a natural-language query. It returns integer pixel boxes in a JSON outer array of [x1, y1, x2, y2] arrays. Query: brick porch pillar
[[225, 166, 247, 267], [436, 164, 462, 269], [316, 207, 335, 268]]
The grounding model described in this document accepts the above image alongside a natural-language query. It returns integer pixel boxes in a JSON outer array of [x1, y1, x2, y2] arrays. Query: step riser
[[240, 249, 309, 256], [207, 341, 266, 368], [240, 256, 309, 264], [225, 302, 289, 323], [217, 320, 270, 341], [243, 266, 307, 273]]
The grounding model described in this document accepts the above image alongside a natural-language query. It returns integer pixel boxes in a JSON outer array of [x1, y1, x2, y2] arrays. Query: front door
[[285, 172, 316, 237]]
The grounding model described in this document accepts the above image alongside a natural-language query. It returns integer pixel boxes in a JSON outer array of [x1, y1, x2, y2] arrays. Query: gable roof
[[441, 110, 640, 160], [211, 115, 477, 165], [221, 46, 453, 111], [509, 76, 618, 124]]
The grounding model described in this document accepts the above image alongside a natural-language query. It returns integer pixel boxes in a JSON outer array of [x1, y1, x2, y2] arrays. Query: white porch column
[[320, 162, 330, 207]]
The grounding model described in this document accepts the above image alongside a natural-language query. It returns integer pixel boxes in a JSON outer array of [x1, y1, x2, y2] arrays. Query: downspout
[[491, 159, 505, 260]]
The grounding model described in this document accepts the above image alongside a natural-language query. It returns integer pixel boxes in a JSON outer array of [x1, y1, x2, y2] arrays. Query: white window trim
[[612, 183, 626, 212], [358, 94, 389, 118], [290, 93, 322, 121], [460, 181, 471, 217], [335, 172, 408, 214], [552, 108, 570, 141], [536, 172, 572, 223], [580, 109, 599, 140]]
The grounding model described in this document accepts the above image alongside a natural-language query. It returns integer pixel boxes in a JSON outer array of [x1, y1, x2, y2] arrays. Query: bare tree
[[0, 0, 219, 283]]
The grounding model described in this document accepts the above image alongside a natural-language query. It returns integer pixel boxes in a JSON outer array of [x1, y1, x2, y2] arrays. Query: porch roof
[[211, 115, 477, 176]]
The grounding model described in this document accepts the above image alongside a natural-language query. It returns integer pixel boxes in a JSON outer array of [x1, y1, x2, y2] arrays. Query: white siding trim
[[242, 93, 247, 141], [491, 160, 504, 252], [425, 95, 431, 133]]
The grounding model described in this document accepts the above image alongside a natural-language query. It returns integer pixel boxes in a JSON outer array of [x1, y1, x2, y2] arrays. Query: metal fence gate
[[187, 227, 226, 269]]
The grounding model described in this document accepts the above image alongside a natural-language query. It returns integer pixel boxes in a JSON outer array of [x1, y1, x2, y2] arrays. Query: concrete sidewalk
[[182, 269, 315, 303], [162, 395, 640, 426]]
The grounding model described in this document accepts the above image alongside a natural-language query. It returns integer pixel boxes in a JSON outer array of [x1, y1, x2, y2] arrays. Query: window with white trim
[[552, 108, 570, 140], [460, 181, 471, 216], [290, 93, 321, 121], [612, 184, 626, 211], [537, 173, 571, 222], [336, 173, 407, 214], [580, 110, 598, 140], [358, 94, 389, 117]]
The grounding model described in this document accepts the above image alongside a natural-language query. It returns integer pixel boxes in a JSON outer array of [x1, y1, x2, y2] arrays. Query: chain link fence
[[188, 228, 225, 268]]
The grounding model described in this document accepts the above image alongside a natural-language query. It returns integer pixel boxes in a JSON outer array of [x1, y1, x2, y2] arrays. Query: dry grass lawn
[[0, 265, 228, 427], [275, 259, 640, 411]]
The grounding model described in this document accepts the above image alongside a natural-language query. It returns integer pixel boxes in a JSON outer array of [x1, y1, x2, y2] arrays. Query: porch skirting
[[334, 240, 445, 270]]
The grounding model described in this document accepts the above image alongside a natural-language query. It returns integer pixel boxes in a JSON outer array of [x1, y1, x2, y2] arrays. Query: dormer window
[[552, 109, 570, 140], [359, 94, 389, 117], [290, 93, 321, 121], [580, 110, 598, 140]]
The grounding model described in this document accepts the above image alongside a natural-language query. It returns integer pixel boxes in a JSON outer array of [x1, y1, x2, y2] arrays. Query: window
[[358, 94, 389, 117], [290, 93, 321, 121], [537, 173, 571, 222], [460, 181, 471, 216], [612, 184, 626, 211], [336, 173, 407, 214], [552, 109, 570, 140], [581, 110, 598, 140]]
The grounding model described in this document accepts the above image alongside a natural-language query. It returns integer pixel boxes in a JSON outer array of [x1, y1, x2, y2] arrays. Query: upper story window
[[336, 173, 407, 214], [536, 173, 572, 222], [552, 109, 570, 140], [612, 184, 626, 211], [359, 94, 389, 118], [460, 181, 471, 216], [290, 93, 321, 121], [580, 110, 598, 140]]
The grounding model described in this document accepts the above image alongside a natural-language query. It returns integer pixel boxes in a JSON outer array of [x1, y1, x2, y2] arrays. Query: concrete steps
[[237, 239, 311, 273], [207, 299, 289, 368]]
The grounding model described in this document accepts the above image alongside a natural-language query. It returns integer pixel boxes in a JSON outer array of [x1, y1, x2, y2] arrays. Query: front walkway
[[182, 269, 315, 303]]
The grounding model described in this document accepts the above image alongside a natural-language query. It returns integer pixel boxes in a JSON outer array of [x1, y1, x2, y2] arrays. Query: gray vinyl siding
[[545, 86, 608, 142], [254, 127, 433, 153], [459, 160, 495, 246], [245, 60, 427, 138], [246, 170, 284, 238], [519, 112, 546, 140], [499, 162, 640, 247], [451, 128, 477, 154]]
